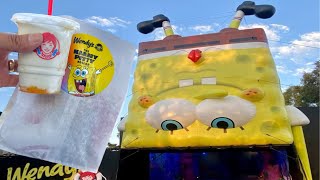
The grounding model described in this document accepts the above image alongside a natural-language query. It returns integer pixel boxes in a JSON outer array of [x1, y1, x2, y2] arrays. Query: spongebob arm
[[95, 61, 114, 75], [117, 116, 128, 132], [96, 69, 102, 75], [285, 106, 310, 126], [286, 106, 312, 180]]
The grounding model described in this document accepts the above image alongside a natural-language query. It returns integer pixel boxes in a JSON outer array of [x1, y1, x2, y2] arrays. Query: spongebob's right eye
[[74, 69, 81, 76], [145, 99, 196, 131]]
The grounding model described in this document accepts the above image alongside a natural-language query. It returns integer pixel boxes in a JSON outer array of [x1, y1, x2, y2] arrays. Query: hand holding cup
[[0, 33, 43, 87]]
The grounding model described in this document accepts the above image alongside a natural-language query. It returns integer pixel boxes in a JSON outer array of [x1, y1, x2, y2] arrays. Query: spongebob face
[[121, 28, 293, 148], [68, 65, 97, 96], [73, 66, 89, 93]]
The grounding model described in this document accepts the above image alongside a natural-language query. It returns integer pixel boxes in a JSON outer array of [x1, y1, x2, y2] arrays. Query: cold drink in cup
[[11, 13, 80, 94]]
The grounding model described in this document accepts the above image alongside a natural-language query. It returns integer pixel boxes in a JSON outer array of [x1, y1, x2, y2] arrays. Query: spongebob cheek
[[260, 121, 280, 134], [138, 95, 156, 108], [240, 88, 265, 102]]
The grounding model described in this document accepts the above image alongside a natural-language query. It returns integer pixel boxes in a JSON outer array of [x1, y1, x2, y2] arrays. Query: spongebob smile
[[74, 79, 87, 93]]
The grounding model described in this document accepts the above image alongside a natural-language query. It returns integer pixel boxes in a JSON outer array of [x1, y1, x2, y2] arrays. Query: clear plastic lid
[[11, 13, 80, 31]]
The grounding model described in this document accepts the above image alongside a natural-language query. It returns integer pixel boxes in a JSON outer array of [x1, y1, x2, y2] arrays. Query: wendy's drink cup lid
[[11, 13, 80, 31], [11, 13, 80, 94]]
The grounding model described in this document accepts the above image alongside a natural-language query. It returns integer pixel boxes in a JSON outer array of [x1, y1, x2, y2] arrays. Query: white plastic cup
[[11, 13, 80, 94]]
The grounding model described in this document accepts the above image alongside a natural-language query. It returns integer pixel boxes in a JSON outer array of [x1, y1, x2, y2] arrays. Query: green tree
[[283, 61, 319, 107], [283, 85, 303, 106]]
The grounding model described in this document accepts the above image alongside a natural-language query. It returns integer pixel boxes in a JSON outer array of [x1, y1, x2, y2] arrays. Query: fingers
[[0, 33, 43, 52]]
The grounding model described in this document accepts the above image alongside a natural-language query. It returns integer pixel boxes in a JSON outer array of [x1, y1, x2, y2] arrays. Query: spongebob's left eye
[[74, 69, 81, 76], [196, 96, 256, 129], [81, 69, 88, 77], [145, 99, 196, 131]]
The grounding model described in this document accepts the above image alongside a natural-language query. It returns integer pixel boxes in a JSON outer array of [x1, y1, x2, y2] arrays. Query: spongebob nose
[[188, 49, 202, 63]]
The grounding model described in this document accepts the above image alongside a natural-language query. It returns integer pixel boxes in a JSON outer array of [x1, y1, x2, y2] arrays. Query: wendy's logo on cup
[[34, 32, 60, 60]]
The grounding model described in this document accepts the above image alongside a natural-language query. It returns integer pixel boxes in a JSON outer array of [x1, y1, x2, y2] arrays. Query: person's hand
[[0, 33, 43, 87]]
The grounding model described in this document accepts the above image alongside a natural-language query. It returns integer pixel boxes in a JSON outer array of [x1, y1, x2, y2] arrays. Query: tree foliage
[[283, 61, 319, 107]]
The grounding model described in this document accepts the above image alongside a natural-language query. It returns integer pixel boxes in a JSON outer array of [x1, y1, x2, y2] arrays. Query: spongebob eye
[[74, 69, 81, 76], [161, 120, 183, 131], [81, 69, 88, 77], [196, 95, 256, 129], [145, 99, 196, 131], [211, 117, 235, 129]]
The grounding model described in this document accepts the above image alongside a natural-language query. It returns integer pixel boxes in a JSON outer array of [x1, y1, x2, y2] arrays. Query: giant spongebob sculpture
[[120, 1, 312, 179]]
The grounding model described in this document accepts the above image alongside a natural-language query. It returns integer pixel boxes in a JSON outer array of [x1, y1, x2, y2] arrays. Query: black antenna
[[137, 14, 174, 36], [229, 1, 276, 28]]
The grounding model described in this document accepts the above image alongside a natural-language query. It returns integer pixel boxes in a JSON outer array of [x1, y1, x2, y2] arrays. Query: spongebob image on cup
[[67, 61, 113, 96], [119, 2, 313, 179], [62, 33, 115, 97], [67, 65, 100, 96]]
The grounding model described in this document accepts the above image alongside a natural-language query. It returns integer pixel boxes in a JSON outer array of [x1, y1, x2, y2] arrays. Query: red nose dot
[[188, 49, 202, 63]]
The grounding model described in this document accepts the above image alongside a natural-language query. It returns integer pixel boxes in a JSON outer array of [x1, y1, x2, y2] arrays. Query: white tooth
[[80, 80, 82, 83], [201, 77, 216, 85], [179, 79, 193, 87], [76, 80, 79, 83]]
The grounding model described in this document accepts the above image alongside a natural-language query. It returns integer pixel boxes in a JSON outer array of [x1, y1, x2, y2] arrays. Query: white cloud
[[276, 65, 292, 74], [294, 62, 316, 76], [299, 32, 320, 42], [240, 23, 289, 41], [109, 17, 131, 27], [213, 23, 220, 27], [270, 24, 290, 31], [153, 28, 165, 40], [107, 29, 116, 33], [152, 25, 184, 40], [272, 32, 320, 63], [172, 25, 181, 33], [190, 25, 213, 33], [291, 32, 320, 49], [85, 16, 131, 31], [281, 86, 289, 93], [240, 23, 319, 65], [306, 61, 315, 65], [295, 67, 314, 76]]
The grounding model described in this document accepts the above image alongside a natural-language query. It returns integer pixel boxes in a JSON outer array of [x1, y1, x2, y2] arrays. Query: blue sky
[[0, 0, 319, 112]]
